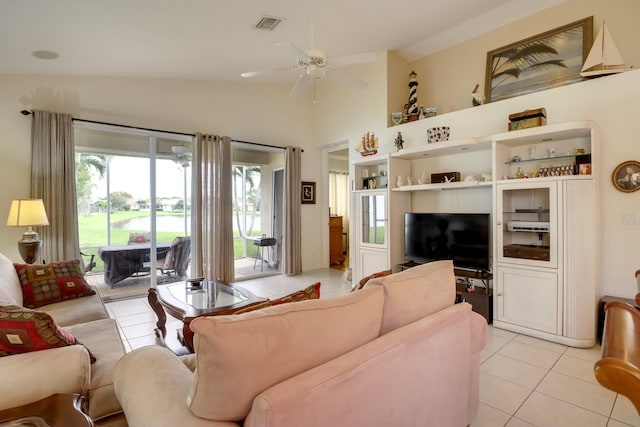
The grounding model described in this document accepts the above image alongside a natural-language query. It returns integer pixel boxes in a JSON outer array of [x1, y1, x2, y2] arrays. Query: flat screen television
[[404, 213, 491, 272]]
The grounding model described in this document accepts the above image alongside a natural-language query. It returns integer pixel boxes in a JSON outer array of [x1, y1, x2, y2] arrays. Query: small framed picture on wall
[[301, 181, 316, 204]]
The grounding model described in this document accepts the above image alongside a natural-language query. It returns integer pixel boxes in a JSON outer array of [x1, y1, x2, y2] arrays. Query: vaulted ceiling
[[0, 0, 565, 82]]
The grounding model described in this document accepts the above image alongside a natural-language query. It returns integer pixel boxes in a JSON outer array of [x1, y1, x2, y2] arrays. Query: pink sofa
[[113, 261, 488, 427]]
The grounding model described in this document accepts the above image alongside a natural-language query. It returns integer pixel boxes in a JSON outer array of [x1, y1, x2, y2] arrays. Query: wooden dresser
[[329, 216, 345, 265]]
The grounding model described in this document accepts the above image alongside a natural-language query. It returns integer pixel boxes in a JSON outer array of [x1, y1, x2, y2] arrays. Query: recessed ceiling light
[[31, 50, 59, 60]]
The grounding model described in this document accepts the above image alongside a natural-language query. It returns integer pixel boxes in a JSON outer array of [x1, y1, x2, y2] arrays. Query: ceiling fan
[[157, 145, 191, 168], [241, 42, 377, 97]]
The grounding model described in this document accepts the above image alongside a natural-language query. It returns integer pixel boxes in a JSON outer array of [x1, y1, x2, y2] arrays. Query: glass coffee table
[[148, 281, 266, 352]]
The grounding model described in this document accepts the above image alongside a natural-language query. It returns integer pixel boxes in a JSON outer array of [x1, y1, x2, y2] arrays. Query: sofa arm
[[467, 310, 489, 424], [0, 345, 91, 410], [113, 346, 238, 427]]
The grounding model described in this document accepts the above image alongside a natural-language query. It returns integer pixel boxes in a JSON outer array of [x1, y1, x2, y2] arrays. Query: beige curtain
[[191, 133, 234, 283], [329, 171, 350, 231], [283, 146, 302, 275], [30, 110, 80, 263]]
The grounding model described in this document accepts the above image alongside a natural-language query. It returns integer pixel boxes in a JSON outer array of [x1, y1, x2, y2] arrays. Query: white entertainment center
[[351, 120, 599, 347]]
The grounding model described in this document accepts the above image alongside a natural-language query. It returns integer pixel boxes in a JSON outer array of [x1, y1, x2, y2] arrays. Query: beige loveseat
[[0, 253, 126, 426], [114, 260, 488, 427]]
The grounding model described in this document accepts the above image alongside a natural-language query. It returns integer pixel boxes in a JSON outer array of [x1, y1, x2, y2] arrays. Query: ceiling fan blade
[[330, 51, 378, 67], [290, 74, 314, 96], [327, 69, 368, 90], [241, 66, 294, 78], [277, 41, 311, 61]]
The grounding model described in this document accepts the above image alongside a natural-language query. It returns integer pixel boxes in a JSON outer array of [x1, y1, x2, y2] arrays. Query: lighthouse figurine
[[405, 71, 419, 122]]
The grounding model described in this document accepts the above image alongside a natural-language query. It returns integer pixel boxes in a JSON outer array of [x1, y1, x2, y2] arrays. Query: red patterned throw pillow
[[270, 282, 321, 305], [0, 305, 95, 362], [14, 260, 96, 308], [353, 269, 393, 292], [193, 282, 321, 317]]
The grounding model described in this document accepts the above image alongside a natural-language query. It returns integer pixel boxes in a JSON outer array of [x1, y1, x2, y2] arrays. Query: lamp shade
[[6, 199, 49, 227]]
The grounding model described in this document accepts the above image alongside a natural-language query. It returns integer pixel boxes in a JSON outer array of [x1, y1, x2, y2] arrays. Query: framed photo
[[485, 17, 593, 103], [301, 181, 316, 204], [578, 163, 592, 175], [612, 160, 640, 193]]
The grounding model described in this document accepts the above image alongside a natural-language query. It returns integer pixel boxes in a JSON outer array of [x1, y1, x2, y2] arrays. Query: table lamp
[[6, 199, 49, 264]]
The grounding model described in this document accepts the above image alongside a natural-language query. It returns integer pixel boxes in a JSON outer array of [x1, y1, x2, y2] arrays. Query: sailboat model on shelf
[[581, 22, 633, 78], [356, 132, 378, 156]]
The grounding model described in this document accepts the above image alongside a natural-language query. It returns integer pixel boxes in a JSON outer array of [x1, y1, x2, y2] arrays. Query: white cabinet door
[[495, 266, 559, 334], [358, 248, 389, 279]]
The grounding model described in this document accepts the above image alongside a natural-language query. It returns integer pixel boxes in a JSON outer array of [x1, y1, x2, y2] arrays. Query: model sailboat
[[581, 22, 632, 77]]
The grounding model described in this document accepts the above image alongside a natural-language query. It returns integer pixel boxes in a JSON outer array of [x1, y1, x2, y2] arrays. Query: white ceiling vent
[[255, 16, 283, 31]]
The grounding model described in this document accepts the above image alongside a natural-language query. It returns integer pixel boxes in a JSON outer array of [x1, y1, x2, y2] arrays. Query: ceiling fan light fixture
[[171, 145, 190, 154]]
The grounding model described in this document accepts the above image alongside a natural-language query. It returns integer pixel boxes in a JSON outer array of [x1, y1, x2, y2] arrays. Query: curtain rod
[[20, 110, 300, 151], [21, 110, 194, 136]]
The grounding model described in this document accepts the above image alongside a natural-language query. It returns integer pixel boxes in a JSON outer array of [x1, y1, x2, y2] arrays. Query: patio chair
[[81, 251, 96, 273], [157, 236, 191, 278]]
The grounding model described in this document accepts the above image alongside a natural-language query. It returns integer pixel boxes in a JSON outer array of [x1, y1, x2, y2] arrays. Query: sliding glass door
[[232, 142, 284, 280], [75, 125, 192, 301]]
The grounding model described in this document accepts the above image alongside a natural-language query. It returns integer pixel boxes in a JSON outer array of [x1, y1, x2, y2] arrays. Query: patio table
[[98, 242, 171, 286]]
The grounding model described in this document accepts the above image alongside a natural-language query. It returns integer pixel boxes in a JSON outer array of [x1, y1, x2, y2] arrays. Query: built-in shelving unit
[[351, 119, 599, 347]]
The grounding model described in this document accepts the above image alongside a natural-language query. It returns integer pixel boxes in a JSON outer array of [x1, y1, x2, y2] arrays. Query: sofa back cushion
[[364, 260, 456, 334], [188, 286, 384, 421], [0, 253, 22, 306]]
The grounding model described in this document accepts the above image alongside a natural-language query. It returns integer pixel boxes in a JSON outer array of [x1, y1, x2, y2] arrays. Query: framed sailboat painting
[[485, 17, 593, 103]]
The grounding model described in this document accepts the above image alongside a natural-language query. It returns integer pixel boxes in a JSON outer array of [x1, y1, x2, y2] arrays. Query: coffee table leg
[[148, 288, 167, 338], [182, 321, 195, 353]]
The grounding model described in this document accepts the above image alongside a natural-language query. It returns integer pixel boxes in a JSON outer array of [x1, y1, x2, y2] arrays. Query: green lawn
[[79, 211, 263, 272]]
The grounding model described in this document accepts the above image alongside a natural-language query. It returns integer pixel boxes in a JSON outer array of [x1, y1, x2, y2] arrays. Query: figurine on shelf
[[472, 83, 485, 106], [394, 131, 404, 151], [418, 169, 429, 185], [407, 176, 414, 186], [404, 71, 419, 122], [418, 105, 426, 120], [396, 175, 403, 188], [355, 131, 379, 156]]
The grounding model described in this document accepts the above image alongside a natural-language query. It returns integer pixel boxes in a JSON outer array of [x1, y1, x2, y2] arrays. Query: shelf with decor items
[[493, 120, 597, 181], [390, 136, 490, 159], [392, 180, 492, 192], [387, 136, 493, 192]]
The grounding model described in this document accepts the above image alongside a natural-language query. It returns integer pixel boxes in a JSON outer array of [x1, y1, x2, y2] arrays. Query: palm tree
[[490, 29, 580, 92], [76, 153, 108, 215], [232, 165, 261, 256]]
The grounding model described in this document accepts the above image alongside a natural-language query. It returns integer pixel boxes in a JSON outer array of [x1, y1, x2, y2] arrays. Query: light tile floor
[[104, 268, 639, 427]]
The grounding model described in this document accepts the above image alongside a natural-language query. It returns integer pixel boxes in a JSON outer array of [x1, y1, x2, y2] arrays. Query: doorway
[[326, 145, 350, 272]]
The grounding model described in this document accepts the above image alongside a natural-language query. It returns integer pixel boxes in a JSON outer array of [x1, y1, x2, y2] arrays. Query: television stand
[[398, 260, 421, 271], [397, 262, 493, 324]]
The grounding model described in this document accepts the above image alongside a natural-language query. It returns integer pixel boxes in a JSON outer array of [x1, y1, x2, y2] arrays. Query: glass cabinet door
[[360, 193, 386, 246], [496, 181, 558, 268]]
